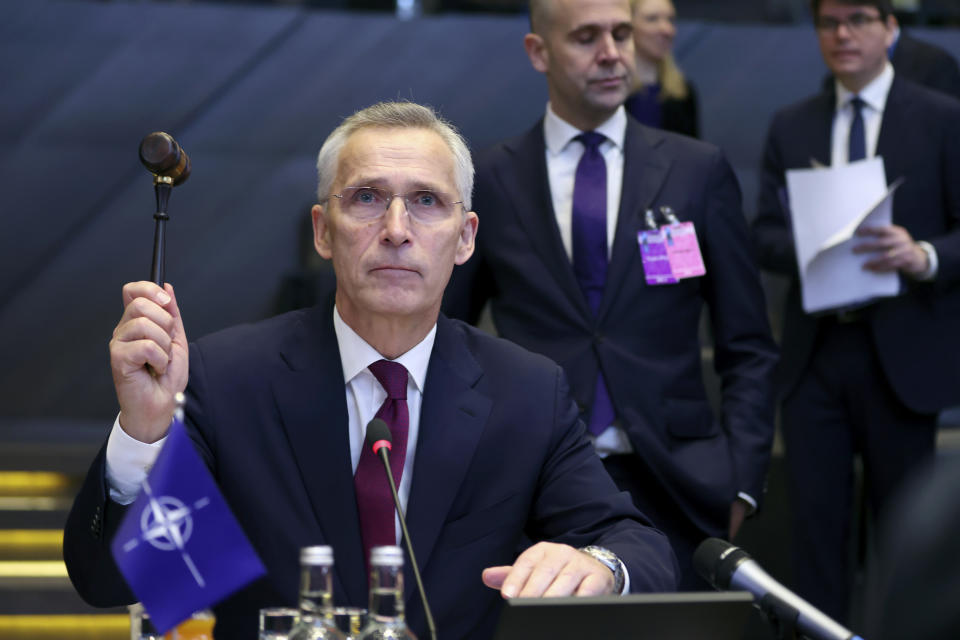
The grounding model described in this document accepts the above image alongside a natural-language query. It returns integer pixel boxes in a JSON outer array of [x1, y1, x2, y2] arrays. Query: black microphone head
[[694, 537, 752, 590], [365, 418, 392, 453]]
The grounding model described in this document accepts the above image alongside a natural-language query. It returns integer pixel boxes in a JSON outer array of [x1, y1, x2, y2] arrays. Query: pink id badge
[[663, 222, 706, 279], [638, 230, 678, 285]]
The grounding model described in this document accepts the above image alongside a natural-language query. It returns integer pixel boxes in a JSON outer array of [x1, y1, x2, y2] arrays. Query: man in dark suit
[[752, 0, 960, 622], [63, 102, 677, 639], [443, 0, 778, 590]]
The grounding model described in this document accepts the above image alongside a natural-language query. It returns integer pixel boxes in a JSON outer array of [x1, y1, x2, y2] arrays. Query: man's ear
[[883, 14, 897, 48], [524, 33, 550, 74], [311, 203, 332, 259], [455, 211, 479, 265]]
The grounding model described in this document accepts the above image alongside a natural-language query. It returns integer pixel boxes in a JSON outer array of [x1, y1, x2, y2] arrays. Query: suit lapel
[[271, 303, 367, 605], [600, 120, 672, 319], [498, 122, 593, 317], [815, 92, 834, 168], [876, 77, 910, 192], [403, 315, 492, 606]]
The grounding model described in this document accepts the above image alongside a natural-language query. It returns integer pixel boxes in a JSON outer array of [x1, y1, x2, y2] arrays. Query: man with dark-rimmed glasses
[[752, 0, 960, 623]]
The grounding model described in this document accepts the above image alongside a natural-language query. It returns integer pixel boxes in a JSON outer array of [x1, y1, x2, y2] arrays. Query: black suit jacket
[[63, 304, 677, 640], [891, 32, 960, 100], [752, 76, 960, 414], [444, 116, 778, 537], [625, 80, 700, 139]]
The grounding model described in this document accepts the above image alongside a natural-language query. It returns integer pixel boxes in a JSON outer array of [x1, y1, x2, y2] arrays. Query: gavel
[[139, 132, 191, 286]]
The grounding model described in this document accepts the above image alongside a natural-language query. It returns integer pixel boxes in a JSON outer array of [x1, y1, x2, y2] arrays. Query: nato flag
[[110, 415, 266, 633]]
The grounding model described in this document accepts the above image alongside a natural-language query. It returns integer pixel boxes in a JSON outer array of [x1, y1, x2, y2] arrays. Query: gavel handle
[[150, 180, 172, 286]]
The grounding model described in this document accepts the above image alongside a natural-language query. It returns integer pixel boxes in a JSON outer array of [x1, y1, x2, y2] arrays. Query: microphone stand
[[376, 447, 437, 640], [150, 175, 173, 286]]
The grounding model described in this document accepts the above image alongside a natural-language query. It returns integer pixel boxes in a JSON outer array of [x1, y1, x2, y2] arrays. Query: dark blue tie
[[848, 96, 866, 162], [571, 131, 615, 435]]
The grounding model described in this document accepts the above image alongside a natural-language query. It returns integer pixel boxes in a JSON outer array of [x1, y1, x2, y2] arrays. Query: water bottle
[[358, 546, 416, 640], [288, 546, 347, 640]]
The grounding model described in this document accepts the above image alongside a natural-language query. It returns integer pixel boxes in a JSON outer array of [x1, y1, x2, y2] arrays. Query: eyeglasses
[[815, 12, 884, 34], [330, 186, 463, 223]]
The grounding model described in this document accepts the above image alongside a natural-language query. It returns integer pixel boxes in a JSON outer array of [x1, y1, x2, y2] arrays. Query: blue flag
[[111, 415, 266, 633]]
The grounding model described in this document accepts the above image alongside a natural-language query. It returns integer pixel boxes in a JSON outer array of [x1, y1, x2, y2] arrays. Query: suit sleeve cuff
[[105, 413, 165, 505]]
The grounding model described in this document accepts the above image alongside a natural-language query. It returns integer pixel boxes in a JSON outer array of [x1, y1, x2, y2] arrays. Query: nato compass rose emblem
[[120, 477, 211, 587]]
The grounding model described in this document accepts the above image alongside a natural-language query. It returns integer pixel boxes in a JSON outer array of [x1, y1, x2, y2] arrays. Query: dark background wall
[[2, 0, 959, 428]]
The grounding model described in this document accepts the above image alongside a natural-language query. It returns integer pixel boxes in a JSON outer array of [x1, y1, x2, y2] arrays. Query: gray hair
[[315, 101, 474, 211]]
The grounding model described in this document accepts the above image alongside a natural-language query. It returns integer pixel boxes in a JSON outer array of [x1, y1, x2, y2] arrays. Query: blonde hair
[[631, 0, 689, 101], [656, 53, 689, 101]]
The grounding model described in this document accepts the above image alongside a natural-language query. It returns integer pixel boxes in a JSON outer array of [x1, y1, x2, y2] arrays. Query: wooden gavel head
[[139, 131, 191, 186]]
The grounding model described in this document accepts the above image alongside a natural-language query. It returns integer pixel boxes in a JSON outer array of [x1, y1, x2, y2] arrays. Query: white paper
[[785, 157, 901, 314]]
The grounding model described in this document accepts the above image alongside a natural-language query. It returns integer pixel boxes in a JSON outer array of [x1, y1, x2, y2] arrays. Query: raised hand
[[109, 281, 189, 443]]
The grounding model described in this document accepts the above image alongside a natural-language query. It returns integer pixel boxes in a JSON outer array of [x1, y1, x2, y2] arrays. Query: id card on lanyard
[[638, 206, 706, 285]]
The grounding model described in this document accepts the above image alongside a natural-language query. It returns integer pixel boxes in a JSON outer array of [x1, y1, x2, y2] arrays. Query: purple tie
[[571, 132, 616, 436], [354, 359, 409, 566]]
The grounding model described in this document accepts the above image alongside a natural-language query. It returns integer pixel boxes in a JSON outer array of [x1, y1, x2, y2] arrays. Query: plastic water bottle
[[358, 546, 416, 640], [288, 546, 346, 640]]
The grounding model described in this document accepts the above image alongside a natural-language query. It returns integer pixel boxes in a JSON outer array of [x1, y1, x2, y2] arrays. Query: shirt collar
[[543, 103, 627, 156], [332, 306, 435, 393], [835, 61, 894, 114]]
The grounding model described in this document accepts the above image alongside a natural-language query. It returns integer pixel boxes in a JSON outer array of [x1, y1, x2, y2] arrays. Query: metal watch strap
[[579, 545, 625, 593]]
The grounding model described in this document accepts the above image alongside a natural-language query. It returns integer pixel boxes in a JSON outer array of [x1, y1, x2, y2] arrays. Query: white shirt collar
[[332, 306, 434, 393], [543, 103, 627, 156], [835, 61, 895, 114]]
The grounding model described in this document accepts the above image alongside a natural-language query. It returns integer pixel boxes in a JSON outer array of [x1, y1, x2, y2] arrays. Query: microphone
[[139, 132, 191, 185], [694, 538, 863, 640], [364, 418, 437, 640]]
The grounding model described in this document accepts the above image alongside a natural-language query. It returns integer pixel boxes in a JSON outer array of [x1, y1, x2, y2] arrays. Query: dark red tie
[[354, 359, 409, 567]]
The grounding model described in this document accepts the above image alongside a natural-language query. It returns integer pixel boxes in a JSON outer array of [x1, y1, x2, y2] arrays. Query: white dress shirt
[[544, 104, 632, 459], [831, 62, 937, 278], [334, 306, 433, 538], [544, 102, 627, 261], [831, 61, 893, 166], [105, 307, 435, 545]]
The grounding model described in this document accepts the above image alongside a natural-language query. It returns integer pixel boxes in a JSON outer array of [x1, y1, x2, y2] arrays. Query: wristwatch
[[579, 545, 626, 594]]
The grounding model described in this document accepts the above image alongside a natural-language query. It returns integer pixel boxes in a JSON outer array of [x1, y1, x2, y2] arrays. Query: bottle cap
[[300, 545, 334, 565], [369, 546, 404, 567]]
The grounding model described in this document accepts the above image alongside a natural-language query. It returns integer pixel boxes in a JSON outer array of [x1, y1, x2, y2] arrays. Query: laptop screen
[[492, 591, 754, 640]]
